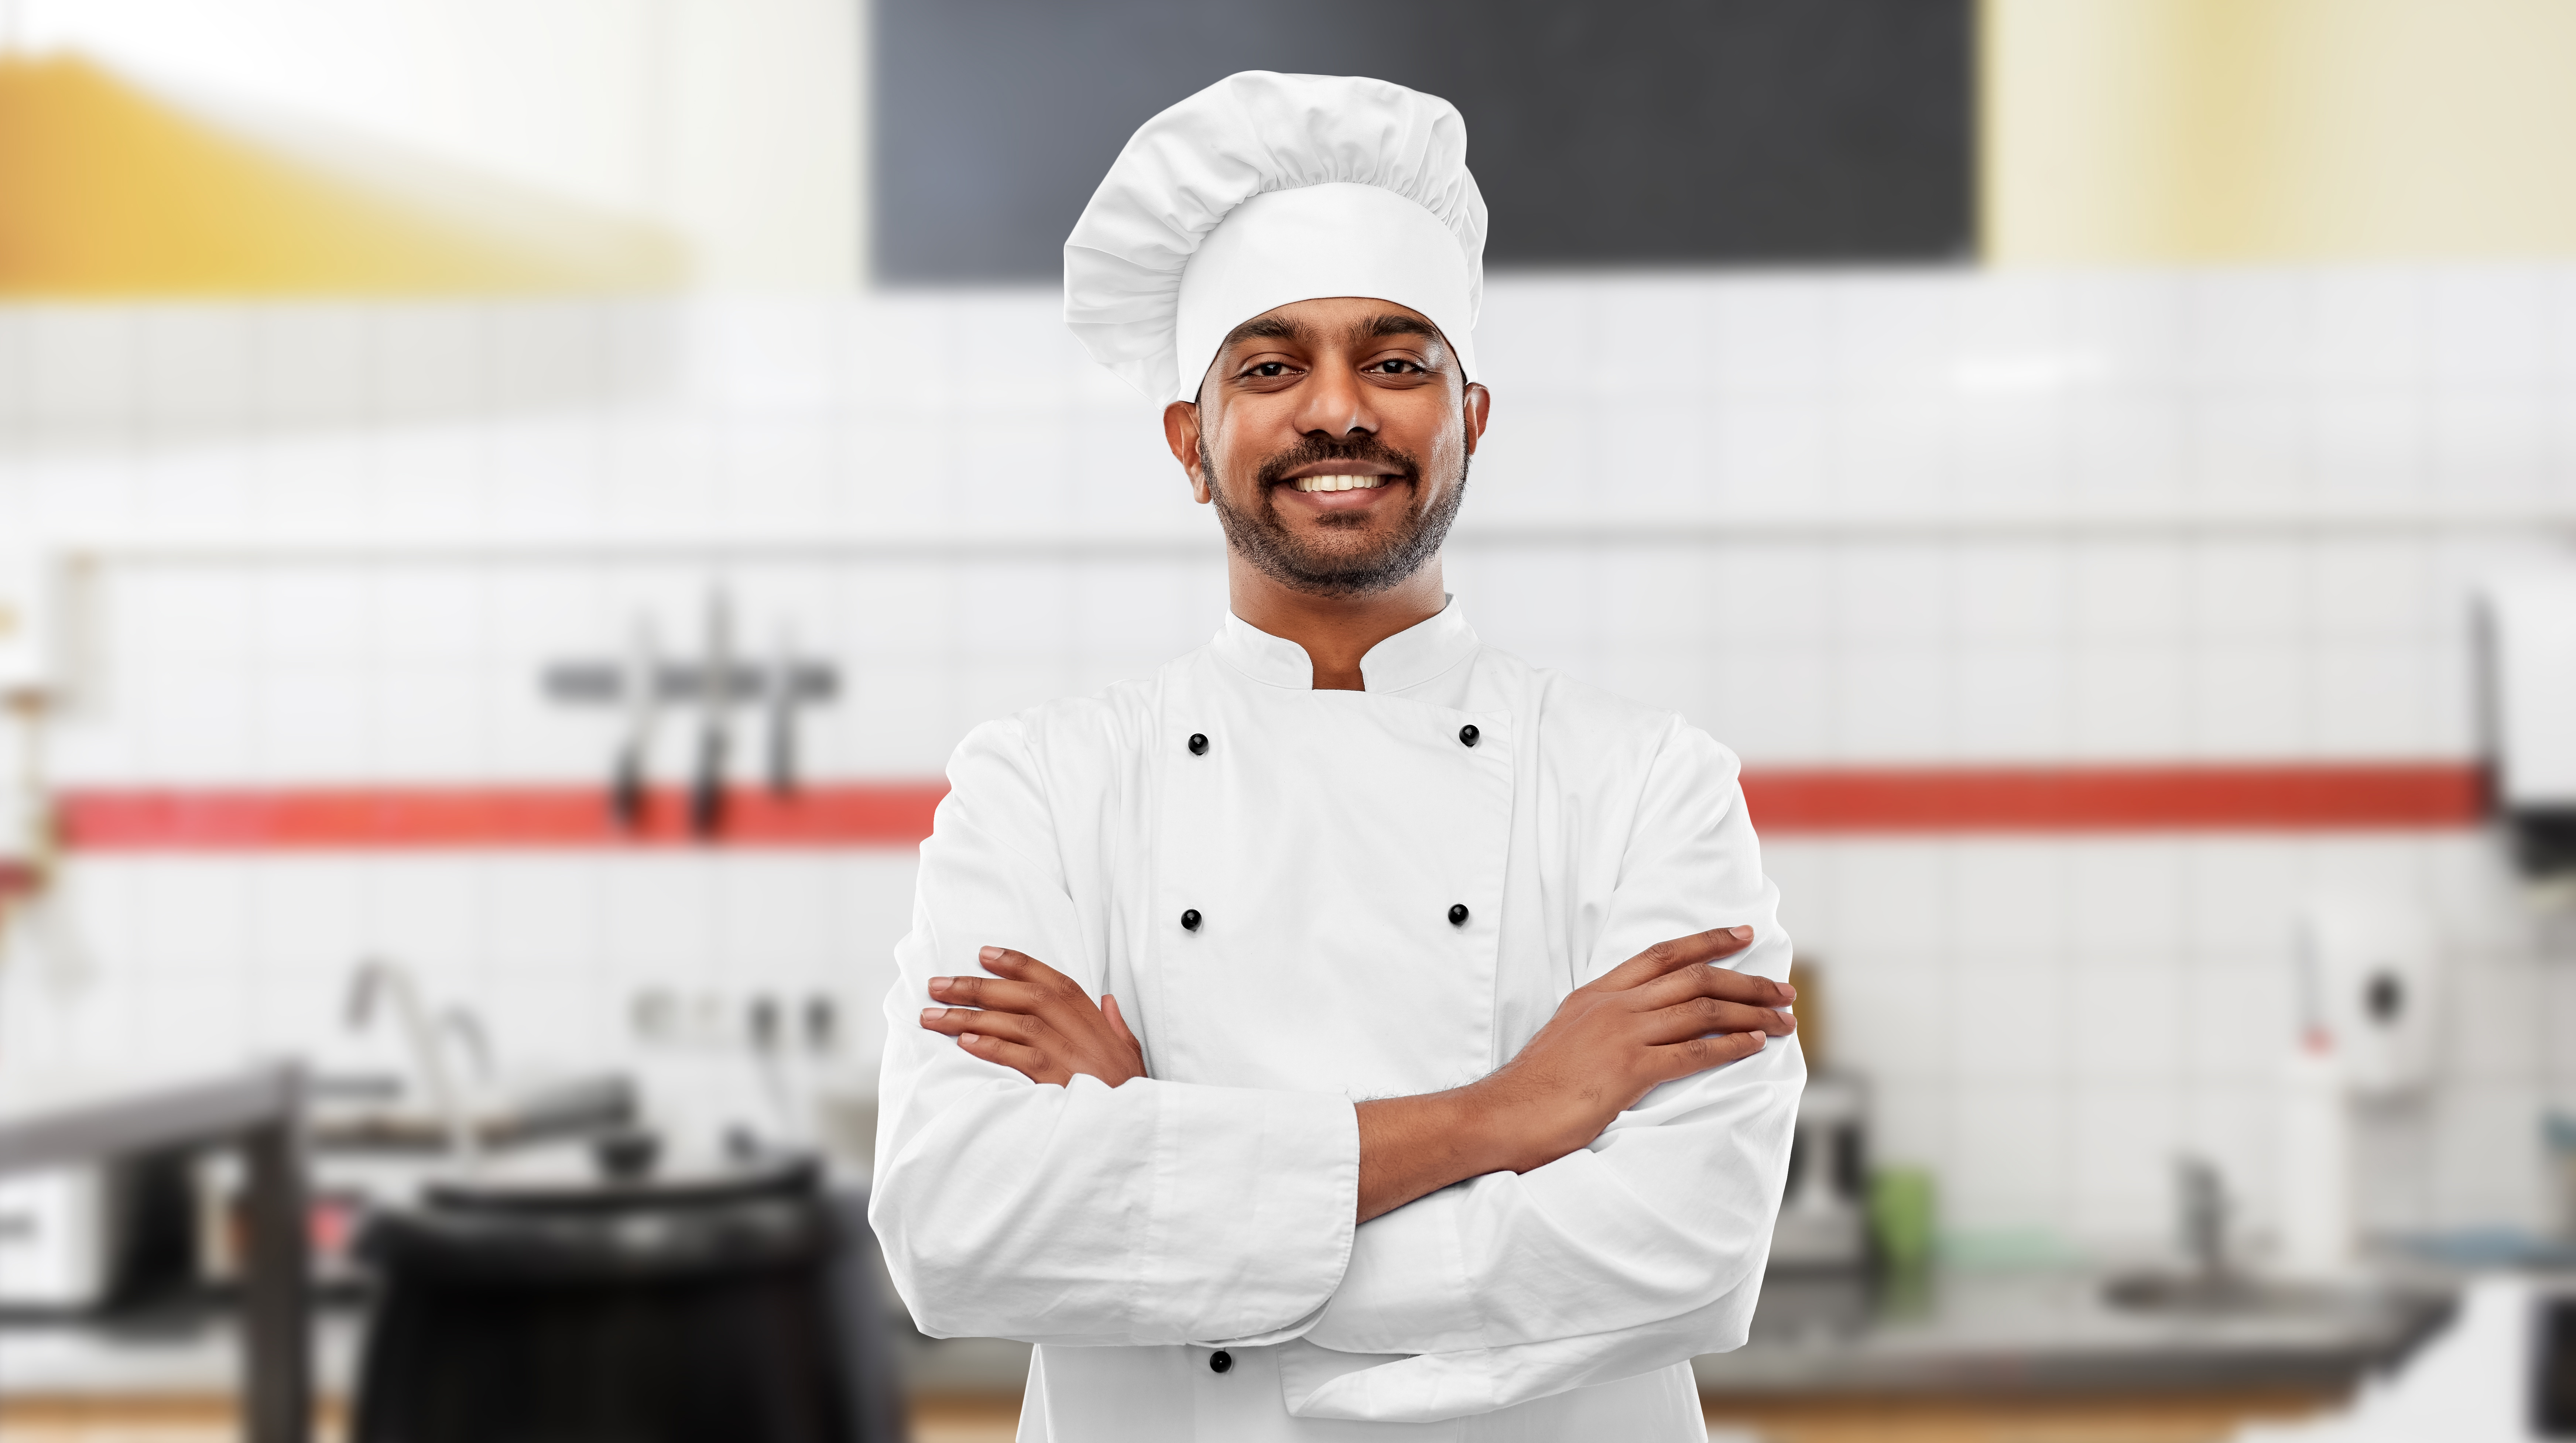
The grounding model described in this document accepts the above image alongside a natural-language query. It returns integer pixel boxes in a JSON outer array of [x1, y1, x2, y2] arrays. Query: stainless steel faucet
[[346, 959, 479, 1163], [2177, 1154, 2232, 1281]]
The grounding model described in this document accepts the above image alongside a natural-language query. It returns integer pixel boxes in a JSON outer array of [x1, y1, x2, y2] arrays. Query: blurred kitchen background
[[6, 1, 2576, 1440]]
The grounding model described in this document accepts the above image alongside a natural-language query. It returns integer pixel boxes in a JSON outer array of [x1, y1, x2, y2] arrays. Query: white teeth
[[1292, 474, 1389, 493]]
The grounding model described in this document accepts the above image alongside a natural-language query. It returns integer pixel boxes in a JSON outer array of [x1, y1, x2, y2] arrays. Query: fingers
[[1102, 993, 1141, 1053], [1631, 960, 1795, 1015], [924, 1007, 1062, 1082], [927, 946, 1091, 1017], [1644, 1030, 1769, 1083], [971, 946, 1078, 990], [924, 949, 1145, 1090], [1637, 993, 1796, 1046], [953, 1029, 1055, 1082], [925, 973, 1053, 1014], [1588, 926, 1758, 993], [919, 1005, 1048, 1046]]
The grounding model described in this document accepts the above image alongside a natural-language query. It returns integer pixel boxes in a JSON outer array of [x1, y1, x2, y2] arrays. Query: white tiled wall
[[3, 265, 2573, 1257]]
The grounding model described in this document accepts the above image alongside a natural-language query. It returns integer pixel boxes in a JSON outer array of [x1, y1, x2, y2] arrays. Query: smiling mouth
[[1286, 474, 1396, 493]]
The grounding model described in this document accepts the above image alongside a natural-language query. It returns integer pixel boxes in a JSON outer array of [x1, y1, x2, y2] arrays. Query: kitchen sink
[[308, 1072, 637, 1154], [2104, 1270, 2366, 1317], [2103, 1267, 2457, 1353]]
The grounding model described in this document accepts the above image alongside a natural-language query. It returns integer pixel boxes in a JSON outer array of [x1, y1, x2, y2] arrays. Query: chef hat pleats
[[1063, 71, 1487, 405]]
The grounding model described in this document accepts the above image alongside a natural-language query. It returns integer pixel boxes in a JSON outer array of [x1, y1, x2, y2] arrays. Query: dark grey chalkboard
[[871, 0, 1973, 283]]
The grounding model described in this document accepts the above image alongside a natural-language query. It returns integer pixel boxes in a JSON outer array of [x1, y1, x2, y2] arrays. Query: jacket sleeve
[[868, 719, 1361, 1347], [1287, 724, 1803, 1422]]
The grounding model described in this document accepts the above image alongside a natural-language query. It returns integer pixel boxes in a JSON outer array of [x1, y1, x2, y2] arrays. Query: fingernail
[[928, 977, 951, 994], [1729, 926, 1753, 941], [960, 1032, 981, 1045], [1779, 984, 1798, 1001], [978, 946, 1004, 963], [920, 1008, 940, 1024]]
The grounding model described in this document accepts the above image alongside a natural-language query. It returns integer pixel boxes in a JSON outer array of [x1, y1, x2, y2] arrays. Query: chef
[[870, 71, 1803, 1442]]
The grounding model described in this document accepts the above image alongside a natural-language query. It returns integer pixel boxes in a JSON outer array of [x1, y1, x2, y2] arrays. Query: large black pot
[[353, 1151, 869, 1443]]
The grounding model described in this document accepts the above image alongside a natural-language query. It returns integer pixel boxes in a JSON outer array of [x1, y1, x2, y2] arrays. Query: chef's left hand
[[921, 946, 1148, 1088]]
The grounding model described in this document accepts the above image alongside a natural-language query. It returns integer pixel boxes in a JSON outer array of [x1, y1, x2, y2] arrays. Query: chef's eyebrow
[[1366, 313, 1439, 341], [1360, 313, 1448, 364], [1221, 312, 1441, 353], [1222, 315, 1304, 351]]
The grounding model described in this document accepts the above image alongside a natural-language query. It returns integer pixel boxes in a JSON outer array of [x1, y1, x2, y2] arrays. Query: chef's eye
[[1240, 360, 1296, 379], [1368, 358, 1425, 375]]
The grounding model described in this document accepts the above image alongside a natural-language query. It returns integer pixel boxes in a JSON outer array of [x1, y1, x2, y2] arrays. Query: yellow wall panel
[[1984, 0, 2576, 263], [0, 54, 681, 295]]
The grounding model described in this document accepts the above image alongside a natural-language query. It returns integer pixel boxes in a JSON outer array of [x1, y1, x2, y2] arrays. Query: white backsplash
[[2, 265, 2573, 1254]]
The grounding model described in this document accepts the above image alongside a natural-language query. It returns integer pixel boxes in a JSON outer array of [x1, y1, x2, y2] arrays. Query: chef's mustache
[[1253, 435, 1422, 493]]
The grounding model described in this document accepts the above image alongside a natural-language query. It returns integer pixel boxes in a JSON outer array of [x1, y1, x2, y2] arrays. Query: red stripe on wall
[[58, 784, 950, 850], [50, 763, 2484, 851], [1739, 762, 2486, 833]]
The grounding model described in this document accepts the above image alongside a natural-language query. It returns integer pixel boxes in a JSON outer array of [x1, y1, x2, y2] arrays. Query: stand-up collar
[[1211, 597, 1480, 692]]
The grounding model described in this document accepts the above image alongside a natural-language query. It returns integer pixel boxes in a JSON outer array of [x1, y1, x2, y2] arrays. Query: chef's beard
[[1202, 433, 1468, 599]]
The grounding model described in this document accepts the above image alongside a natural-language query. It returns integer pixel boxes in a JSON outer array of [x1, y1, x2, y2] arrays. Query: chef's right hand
[[1471, 927, 1793, 1175], [920, 946, 1149, 1089]]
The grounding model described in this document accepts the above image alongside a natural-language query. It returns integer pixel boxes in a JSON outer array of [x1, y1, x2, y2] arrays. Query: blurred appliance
[[0, 1152, 192, 1311], [1770, 1073, 1868, 1271], [0, 1164, 119, 1307], [353, 1140, 882, 1443], [2276, 898, 2439, 1276], [2540, 1282, 2576, 1437], [2298, 899, 2441, 1098], [2481, 576, 2576, 881]]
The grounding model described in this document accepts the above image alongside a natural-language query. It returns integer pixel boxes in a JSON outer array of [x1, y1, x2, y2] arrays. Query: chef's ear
[[1162, 400, 1212, 505], [1462, 380, 1491, 457]]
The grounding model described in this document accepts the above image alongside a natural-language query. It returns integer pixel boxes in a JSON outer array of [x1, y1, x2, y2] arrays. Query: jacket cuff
[[1302, 1183, 1480, 1353], [1129, 1078, 1359, 1343]]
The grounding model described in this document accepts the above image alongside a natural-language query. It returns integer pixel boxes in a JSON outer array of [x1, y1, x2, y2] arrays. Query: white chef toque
[[1062, 71, 1486, 406]]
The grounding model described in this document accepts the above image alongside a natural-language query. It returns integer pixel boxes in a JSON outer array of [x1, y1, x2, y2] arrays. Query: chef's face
[[1163, 297, 1491, 599]]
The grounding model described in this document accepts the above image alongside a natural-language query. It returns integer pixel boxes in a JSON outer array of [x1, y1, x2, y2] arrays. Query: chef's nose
[[1291, 356, 1378, 441]]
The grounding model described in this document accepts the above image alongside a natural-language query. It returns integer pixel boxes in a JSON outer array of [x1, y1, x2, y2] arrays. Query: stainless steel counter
[[1696, 1267, 2454, 1396], [2, 1264, 2455, 1406]]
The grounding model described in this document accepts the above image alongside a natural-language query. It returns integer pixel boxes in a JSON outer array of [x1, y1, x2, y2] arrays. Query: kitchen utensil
[[768, 628, 801, 796], [690, 588, 733, 839], [610, 617, 661, 830]]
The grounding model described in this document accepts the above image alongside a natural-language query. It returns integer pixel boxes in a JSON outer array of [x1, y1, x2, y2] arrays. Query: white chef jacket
[[870, 600, 1802, 1441]]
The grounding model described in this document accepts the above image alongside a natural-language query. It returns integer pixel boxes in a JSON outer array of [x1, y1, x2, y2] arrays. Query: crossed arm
[[918, 925, 1796, 1222]]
